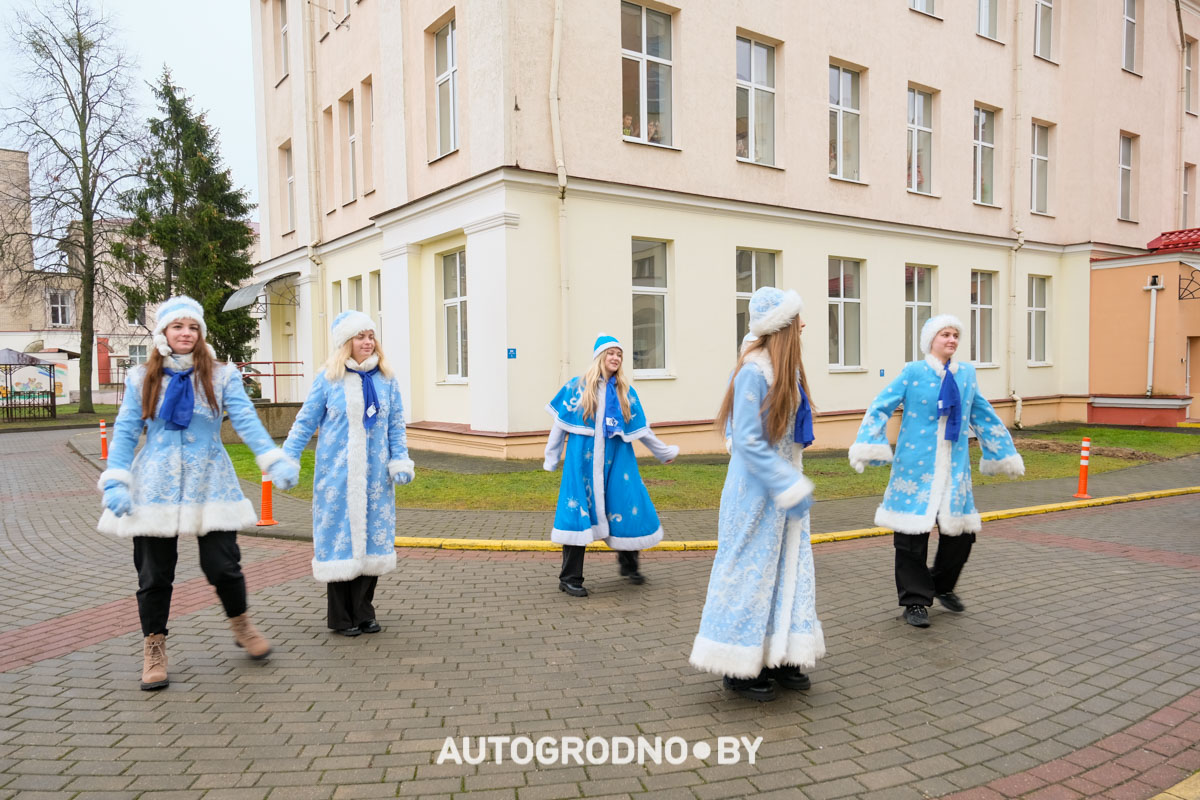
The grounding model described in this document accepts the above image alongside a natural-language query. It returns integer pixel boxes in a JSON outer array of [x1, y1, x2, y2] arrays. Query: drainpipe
[[549, 0, 569, 384], [1176, 1, 1187, 228], [1007, 0, 1026, 428], [302, 0, 327, 356], [1145, 275, 1164, 395]]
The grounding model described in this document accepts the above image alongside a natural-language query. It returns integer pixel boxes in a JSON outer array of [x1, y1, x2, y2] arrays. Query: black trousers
[[894, 530, 975, 607], [133, 531, 247, 637], [326, 575, 379, 630], [559, 545, 639, 585]]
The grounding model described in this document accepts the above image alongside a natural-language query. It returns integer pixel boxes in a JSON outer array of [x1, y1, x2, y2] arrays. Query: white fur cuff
[[981, 453, 1025, 478], [388, 459, 415, 480], [255, 448, 290, 472], [543, 458, 558, 472], [848, 442, 893, 474], [660, 444, 680, 464], [97, 468, 134, 492], [775, 474, 815, 510]]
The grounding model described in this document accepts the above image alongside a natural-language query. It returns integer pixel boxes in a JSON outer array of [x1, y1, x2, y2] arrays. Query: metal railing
[[234, 361, 304, 403], [0, 389, 57, 421]]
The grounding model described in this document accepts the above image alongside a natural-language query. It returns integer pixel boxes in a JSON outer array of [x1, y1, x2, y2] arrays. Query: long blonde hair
[[579, 349, 632, 423], [715, 316, 813, 444], [323, 337, 394, 381]]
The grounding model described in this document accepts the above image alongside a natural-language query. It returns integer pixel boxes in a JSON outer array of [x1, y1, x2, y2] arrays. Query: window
[[970, 272, 994, 364], [341, 0, 351, 20], [977, 0, 998, 38], [973, 107, 996, 204], [280, 142, 295, 232], [1119, 134, 1136, 221], [1188, 40, 1196, 113], [910, 0, 935, 14], [126, 301, 146, 326], [322, 106, 335, 211], [331, 280, 343, 316], [828, 258, 862, 368], [829, 65, 861, 180], [1184, 164, 1195, 228], [631, 239, 668, 371], [349, 276, 363, 311], [736, 37, 775, 165], [907, 88, 933, 193], [48, 290, 72, 327], [442, 251, 468, 379], [904, 266, 933, 362], [434, 20, 458, 157], [342, 94, 357, 202], [1027, 276, 1048, 363], [621, 2, 672, 146], [128, 344, 148, 366], [369, 270, 381, 328], [276, 0, 289, 80], [361, 77, 375, 193], [735, 249, 776, 348], [1122, 0, 1137, 72], [1031, 123, 1050, 214], [1034, 0, 1053, 59]]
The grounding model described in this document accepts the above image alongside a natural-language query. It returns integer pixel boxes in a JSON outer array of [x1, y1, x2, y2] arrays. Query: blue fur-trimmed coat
[[283, 356, 413, 582], [689, 349, 825, 679], [543, 377, 679, 550], [848, 355, 1024, 535], [97, 356, 289, 537]]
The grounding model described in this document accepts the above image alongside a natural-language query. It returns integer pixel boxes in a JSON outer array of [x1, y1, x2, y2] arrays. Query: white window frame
[[829, 64, 861, 181], [907, 88, 933, 194], [345, 95, 357, 201], [1122, 0, 1137, 73], [282, 143, 295, 232], [1119, 134, 1135, 221], [127, 344, 148, 366], [1188, 41, 1196, 113], [331, 280, 343, 316], [621, 2, 673, 147], [910, 0, 936, 15], [48, 289, 72, 327], [735, 37, 776, 165], [1027, 276, 1049, 364], [828, 257, 863, 368], [904, 266, 933, 362], [434, 20, 458, 157], [277, 0, 289, 80], [1031, 123, 1050, 214], [442, 250, 468, 380], [977, 0, 998, 39], [969, 271, 995, 365], [1034, 0, 1053, 60], [973, 106, 996, 205], [631, 239, 669, 374], [127, 301, 146, 327], [734, 249, 776, 349], [1184, 164, 1195, 229]]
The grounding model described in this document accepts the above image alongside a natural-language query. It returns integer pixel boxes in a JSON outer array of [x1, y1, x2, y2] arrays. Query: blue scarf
[[938, 363, 962, 441], [793, 381, 814, 448], [160, 367, 195, 431], [356, 365, 381, 429], [603, 376, 623, 438]]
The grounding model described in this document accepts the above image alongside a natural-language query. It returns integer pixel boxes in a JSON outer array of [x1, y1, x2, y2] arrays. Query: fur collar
[[345, 353, 380, 373], [742, 349, 775, 385], [924, 354, 959, 378]]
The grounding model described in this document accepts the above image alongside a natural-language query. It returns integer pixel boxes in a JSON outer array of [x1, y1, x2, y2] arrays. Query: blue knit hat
[[152, 296, 207, 356], [748, 287, 804, 337], [593, 333, 622, 359], [331, 310, 376, 349]]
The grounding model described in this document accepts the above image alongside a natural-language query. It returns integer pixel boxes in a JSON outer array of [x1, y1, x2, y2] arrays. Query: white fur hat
[[748, 287, 804, 337], [920, 314, 965, 355], [331, 310, 376, 349], [152, 295, 207, 356]]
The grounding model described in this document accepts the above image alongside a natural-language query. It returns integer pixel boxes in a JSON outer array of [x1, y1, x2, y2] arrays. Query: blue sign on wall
[[507, 348, 517, 359], [879, 369, 885, 377]]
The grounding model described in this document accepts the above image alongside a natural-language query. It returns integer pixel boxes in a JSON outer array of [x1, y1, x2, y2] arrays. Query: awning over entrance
[[223, 272, 301, 311]]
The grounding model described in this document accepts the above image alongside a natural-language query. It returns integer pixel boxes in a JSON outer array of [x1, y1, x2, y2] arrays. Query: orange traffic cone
[[99, 419, 108, 460], [257, 473, 279, 526], [1072, 437, 1092, 499]]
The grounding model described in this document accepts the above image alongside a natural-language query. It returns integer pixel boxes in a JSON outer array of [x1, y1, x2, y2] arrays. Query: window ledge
[[830, 175, 868, 186], [736, 157, 784, 171], [437, 379, 469, 386], [274, 73, 289, 89], [428, 148, 459, 165], [623, 137, 682, 152], [1030, 210, 1055, 218], [907, 188, 940, 198], [1117, 216, 1139, 224], [973, 201, 1002, 209], [972, 363, 1001, 370], [1026, 362, 1054, 368], [282, 228, 296, 236], [633, 372, 675, 381], [909, 9, 943, 20], [1121, 67, 1143, 78], [976, 33, 1004, 45], [342, 198, 357, 209], [828, 366, 868, 374], [319, 31, 330, 43], [325, 207, 337, 217], [1033, 53, 1059, 66], [363, 188, 376, 197]]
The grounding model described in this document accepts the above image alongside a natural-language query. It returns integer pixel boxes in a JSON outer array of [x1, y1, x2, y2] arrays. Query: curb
[[392, 486, 1200, 552]]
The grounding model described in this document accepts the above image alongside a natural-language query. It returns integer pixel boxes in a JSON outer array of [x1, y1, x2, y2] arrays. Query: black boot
[[722, 673, 776, 702]]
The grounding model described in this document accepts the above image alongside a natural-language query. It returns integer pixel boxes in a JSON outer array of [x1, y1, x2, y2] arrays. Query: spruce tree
[[116, 70, 257, 361]]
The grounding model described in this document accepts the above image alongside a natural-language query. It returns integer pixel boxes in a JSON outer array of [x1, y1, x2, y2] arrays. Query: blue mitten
[[267, 457, 300, 491], [393, 471, 413, 486], [786, 494, 814, 521], [103, 483, 133, 517]]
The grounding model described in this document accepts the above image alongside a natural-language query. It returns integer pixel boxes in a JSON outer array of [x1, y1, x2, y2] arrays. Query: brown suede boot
[[140, 634, 169, 691], [229, 613, 272, 659]]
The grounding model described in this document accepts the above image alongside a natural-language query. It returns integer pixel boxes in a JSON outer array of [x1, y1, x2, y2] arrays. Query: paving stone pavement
[[3, 428, 1200, 799]]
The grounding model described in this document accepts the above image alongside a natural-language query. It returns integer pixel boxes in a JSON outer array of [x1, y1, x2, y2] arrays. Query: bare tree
[[0, 0, 140, 413]]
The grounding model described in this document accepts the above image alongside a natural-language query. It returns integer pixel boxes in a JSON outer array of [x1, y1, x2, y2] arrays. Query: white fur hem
[[877, 507, 982, 535], [777, 630, 826, 670], [552, 527, 601, 546], [388, 459, 415, 480], [311, 551, 397, 583], [343, 371, 369, 566], [741, 349, 774, 386], [774, 474, 815, 510], [848, 443, 893, 473], [98, 499, 257, 537], [689, 629, 827, 679], [606, 527, 663, 551], [981, 453, 1025, 477], [97, 468, 134, 491], [748, 290, 804, 338], [255, 448, 289, 472]]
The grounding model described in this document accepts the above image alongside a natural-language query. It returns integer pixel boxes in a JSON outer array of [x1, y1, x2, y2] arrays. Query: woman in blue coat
[[848, 314, 1024, 628], [98, 296, 299, 691], [689, 287, 824, 702], [283, 310, 414, 636], [543, 334, 678, 597]]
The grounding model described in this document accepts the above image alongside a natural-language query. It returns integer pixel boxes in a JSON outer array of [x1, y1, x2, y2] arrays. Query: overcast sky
[[0, 0, 261, 211]]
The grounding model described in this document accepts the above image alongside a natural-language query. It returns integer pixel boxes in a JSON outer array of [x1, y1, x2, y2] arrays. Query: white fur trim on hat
[[331, 310, 376, 349], [153, 296, 207, 338], [593, 333, 622, 359], [920, 314, 965, 355], [749, 288, 805, 337]]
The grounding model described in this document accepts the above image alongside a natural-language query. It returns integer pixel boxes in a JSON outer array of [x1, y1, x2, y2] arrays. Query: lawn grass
[[0, 403, 120, 428], [1021, 425, 1200, 458], [226, 433, 1162, 511]]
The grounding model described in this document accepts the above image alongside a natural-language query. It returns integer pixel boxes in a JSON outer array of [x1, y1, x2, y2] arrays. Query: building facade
[[249, 0, 1200, 456]]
